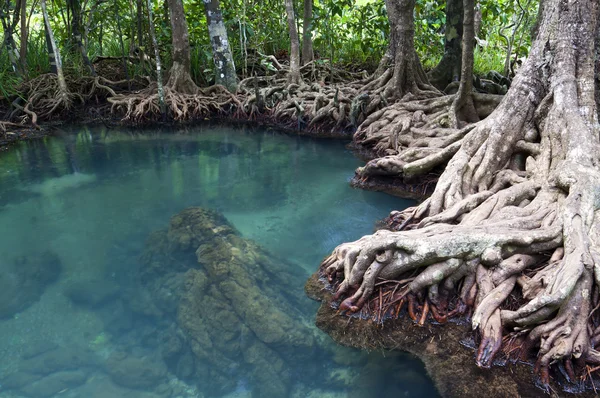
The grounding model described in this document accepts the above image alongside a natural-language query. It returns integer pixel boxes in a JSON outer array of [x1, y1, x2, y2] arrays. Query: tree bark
[[41, 0, 71, 105], [449, 0, 478, 126], [1, 0, 22, 77], [285, 0, 301, 84], [146, 0, 166, 117], [301, 0, 313, 65], [19, 0, 27, 75], [320, 0, 600, 387], [166, 0, 198, 93], [203, 0, 237, 93], [67, 0, 95, 75], [382, 0, 437, 99], [427, 0, 463, 90]]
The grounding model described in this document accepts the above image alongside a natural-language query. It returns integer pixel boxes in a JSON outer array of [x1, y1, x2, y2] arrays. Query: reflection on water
[[0, 124, 439, 398]]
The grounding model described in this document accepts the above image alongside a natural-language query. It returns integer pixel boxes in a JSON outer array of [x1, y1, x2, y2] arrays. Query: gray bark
[[166, 0, 198, 93], [1, 0, 22, 76], [67, 0, 95, 75], [41, 0, 68, 96], [427, 0, 463, 90], [203, 0, 237, 93], [301, 0, 313, 65], [285, 0, 301, 84], [19, 0, 27, 74], [450, 0, 478, 126], [146, 0, 166, 117]]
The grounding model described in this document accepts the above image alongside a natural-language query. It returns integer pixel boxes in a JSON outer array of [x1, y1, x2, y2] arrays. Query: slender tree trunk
[[41, 0, 70, 103], [285, 0, 301, 84], [203, 0, 237, 92], [19, 0, 27, 75], [146, 0, 166, 117], [166, 0, 198, 93], [67, 0, 95, 75], [427, 0, 463, 90], [450, 0, 478, 126], [301, 0, 313, 65], [137, 0, 143, 48], [1, 0, 22, 76]]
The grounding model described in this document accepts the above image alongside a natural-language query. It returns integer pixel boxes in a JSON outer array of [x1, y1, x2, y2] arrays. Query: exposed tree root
[[107, 83, 243, 122], [353, 92, 502, 182], [319, 0, 600, 391]]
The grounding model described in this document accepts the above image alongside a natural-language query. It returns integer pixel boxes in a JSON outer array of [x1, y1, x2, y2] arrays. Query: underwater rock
[[19, 345, 98, 376], [64, 279, 120, 307], [0, 251, 61, 318], [19, 370, 88, 397], [135, 207, 323, 396], [105, 352, 167, 390], [1, 345, 99, 396]]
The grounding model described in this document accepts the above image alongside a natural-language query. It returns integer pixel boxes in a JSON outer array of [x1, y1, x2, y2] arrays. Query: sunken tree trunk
[[301, 0, 314, 65], [166, 0, 198, 93], [203, 0, 237, 93], [285, 0, 301, 84], [319, 0, 600, 387], [67, 0, 95, 75], [427, 0, 463, 91]]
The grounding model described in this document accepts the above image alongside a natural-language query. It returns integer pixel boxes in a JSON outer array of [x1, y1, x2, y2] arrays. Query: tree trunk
[[203, 0, 237, 93], [166, 0, 198, 93], [382, 0, 437, 99], [427, 0, 463, 90], [41, 0, 71, 105], [19, 0, 27, 75], [301, 0, 313, 65], [449, 0, 478, 126], [146, 0, 166, 117], [67, 0, 95, 75], [137, 0, 143, 48], [1, 0, 22, 77], [320, 0, 600, 387], [285, 0, 300, 84]]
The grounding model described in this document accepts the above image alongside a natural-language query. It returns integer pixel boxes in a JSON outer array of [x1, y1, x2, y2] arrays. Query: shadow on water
[[0, 124, 439, 398]]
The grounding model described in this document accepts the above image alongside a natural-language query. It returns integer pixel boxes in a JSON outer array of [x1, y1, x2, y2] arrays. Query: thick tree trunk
[[301, 0, 313, 65], [67, 0, 95, 75], [203, 0, 237, 93], [382, 0, 437, 99], [427, 0, 463, 90], [285, 0, 301, 84], [146, 0, 166, 117], [319, 0, 600, 388], [166, 0, 198, 93]]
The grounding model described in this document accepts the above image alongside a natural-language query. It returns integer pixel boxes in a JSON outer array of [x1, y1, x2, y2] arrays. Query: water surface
[[0, 124, 439, 398]]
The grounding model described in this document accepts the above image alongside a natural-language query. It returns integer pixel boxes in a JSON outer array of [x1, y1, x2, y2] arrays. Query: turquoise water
[[0, 124, 439, 398]]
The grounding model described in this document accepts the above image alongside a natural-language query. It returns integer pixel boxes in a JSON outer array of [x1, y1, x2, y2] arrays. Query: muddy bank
[[305, 273, 596, 398]]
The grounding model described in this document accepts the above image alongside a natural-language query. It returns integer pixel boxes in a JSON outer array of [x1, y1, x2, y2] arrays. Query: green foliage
[[0, 0, 538, 90]]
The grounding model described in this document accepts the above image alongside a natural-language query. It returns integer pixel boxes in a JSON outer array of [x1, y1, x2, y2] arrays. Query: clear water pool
[[0, 124, 439, 398]]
